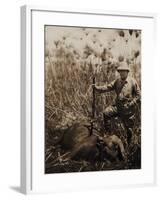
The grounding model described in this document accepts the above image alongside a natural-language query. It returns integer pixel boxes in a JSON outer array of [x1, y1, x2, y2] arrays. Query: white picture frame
[[21, 5, 156, 194]]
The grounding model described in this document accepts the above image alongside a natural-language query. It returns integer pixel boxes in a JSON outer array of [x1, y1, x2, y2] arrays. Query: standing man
[[94, 62, 140, 144]]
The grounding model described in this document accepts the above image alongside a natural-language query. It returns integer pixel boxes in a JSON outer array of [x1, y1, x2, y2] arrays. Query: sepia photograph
[[44, 25, 141, 174]]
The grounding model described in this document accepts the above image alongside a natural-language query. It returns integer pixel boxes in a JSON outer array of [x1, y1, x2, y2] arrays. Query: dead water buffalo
[[47, 121, 126, 163]]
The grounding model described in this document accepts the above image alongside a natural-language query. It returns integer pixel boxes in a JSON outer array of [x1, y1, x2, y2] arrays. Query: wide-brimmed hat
[[117, 62, 130, 72]]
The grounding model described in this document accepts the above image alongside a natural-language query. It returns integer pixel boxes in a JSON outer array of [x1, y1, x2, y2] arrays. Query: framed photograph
[[21, 5, 156, 194]]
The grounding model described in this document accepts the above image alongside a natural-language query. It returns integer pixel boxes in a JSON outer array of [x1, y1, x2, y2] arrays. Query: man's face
[[118, 70, 129, 80]]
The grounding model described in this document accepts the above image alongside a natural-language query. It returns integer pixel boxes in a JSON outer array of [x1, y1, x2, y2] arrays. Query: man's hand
[[92, 83, 96, 89], [92, 84, 99, 91], [92, 84, 110, 93]]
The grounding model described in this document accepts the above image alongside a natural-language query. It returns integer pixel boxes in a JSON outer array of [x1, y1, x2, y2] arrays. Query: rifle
[[89, 57, 101, 135], [90, 61, 97, 135], [92, 76, 96, 120]]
